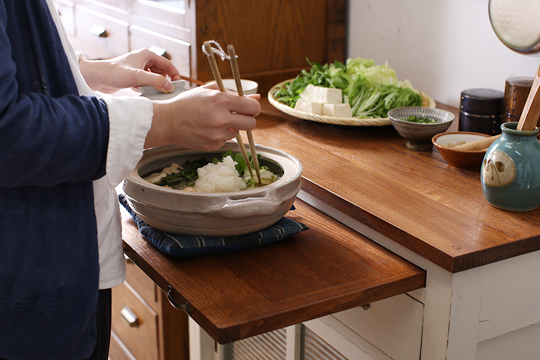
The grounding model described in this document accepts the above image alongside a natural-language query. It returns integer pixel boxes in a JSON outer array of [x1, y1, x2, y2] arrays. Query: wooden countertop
[[121, 199, 425, 344], [253, 98, 540, 273], [120, 97, 539, 344]]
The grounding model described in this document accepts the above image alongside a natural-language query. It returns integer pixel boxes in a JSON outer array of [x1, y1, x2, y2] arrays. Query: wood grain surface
[[253, 98, 540, 273], [121, 199, 425, 344], [193, 0, 346, 94]]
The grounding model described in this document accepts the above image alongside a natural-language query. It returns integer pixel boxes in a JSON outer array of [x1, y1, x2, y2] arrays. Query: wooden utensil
[[451, 134, 501, 151], [227, 44, 262, 184], [203, 41, 254, 177], [517, 61, 540, 131], [178, 75, 206, 86]]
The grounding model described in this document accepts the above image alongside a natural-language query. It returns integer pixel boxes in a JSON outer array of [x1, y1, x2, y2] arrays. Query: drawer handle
[[120, 305, 139, 327], [124, 254, 133, 264], [90, 25, 108, 38], [150, 45, 170, 60], [167, 285, 191, 315]]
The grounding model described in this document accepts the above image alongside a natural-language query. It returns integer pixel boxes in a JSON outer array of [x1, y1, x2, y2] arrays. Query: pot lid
[[489, 0, 540, 54]]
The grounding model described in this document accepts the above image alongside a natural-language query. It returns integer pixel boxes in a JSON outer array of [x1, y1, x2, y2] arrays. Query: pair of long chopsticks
[[202, 41, 262, 184]]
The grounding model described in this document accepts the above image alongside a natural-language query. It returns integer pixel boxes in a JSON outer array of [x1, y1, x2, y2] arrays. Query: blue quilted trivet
[[119, 194, 308, 256]]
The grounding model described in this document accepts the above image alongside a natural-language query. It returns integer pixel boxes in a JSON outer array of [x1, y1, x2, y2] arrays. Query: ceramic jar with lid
[[459, 88, 504, 135], [503, 77, 534, 123], [481, 122, 540, 211]]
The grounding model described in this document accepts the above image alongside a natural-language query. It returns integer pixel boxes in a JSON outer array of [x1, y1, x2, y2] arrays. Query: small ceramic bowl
[[388, 107, 455, 151], [122, 142, 302, 237], [432, 131, 490, 169], [207, 79, 259, 95], [138, 80, 187, 100]]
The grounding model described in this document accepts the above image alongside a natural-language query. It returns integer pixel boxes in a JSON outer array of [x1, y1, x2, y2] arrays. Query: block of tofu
[[322, 103, 353, 118], [294, 98, 323, 115], [300, 84, 343, 104]]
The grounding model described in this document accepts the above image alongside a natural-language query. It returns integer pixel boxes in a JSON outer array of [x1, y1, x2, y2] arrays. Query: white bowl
[[207, 79, 259, 95], [122, 142, 302, 236]]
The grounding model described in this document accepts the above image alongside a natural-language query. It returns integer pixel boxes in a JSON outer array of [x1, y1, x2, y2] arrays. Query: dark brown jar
[[503, 76, 533, 123], [459, 88, 504, 135]]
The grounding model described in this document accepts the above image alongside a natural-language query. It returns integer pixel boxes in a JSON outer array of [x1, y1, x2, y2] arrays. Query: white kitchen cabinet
[[188, 190, 540, 360]]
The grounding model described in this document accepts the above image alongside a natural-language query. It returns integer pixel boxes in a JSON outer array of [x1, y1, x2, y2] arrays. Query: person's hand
[[79, 48, 181, 94], [145, 84, 261, 151]]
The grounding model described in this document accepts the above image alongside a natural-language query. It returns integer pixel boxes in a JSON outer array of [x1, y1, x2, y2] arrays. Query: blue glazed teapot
[[481, 122, 540, 211]]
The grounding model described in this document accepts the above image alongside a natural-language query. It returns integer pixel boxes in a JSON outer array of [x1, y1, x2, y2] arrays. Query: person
[[0, 1, 261, 360]]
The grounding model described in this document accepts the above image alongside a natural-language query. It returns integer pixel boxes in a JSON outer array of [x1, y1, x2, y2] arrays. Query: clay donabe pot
[[122, 142, 303, 236]]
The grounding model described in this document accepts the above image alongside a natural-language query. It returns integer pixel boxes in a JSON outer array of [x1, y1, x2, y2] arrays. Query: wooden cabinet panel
[[112, 282, 160, 360], [75, 6, 129, 59], [192, 0, 345, 93], [125, 255, 158, 308], [130, 25, 191, 76], [109, 331, 136, 360]]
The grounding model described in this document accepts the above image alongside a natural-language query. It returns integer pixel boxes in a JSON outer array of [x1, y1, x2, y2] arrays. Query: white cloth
[[46, 0, 154, 288]]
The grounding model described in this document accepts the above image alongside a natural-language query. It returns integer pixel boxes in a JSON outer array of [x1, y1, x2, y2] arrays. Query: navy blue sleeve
[[0, 2, 110, 188]]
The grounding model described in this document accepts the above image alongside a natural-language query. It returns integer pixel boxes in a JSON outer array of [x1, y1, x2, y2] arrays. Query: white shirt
[[46, 0, 154, 289]]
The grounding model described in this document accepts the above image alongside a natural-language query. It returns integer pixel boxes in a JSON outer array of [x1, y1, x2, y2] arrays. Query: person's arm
[[78, 48, 181, 94], [0, 6, 112, 188], [146, 85, 261, 150]]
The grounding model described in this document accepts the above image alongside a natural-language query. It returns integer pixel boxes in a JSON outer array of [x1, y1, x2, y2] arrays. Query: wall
[[347, 0, 540, 108]]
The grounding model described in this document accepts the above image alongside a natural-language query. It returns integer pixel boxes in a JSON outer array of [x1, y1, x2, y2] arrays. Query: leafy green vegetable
[[402, 116, 437, 124], [155, 156, 208, 189], [274, 57, 423, 119]]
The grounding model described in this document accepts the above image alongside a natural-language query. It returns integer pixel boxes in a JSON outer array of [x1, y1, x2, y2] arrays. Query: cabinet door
[[130, 25, 191, 76]]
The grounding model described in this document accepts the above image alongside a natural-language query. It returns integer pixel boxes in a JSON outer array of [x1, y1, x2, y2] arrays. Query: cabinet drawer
[[112, 282, 159, 360], [125, 255, 158, 309], [130, 25, 191, 76], [75, 6, 129, 59], [331, 293, 424, 360], [93, 0, 129, 11], [131, 0, 188, 28], [55, 0, 75, 36]]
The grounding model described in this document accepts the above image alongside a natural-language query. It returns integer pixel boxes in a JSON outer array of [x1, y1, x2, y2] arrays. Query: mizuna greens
[[274, 57, 423, 119]]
